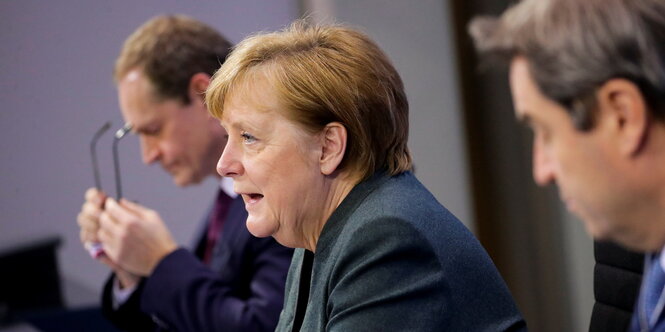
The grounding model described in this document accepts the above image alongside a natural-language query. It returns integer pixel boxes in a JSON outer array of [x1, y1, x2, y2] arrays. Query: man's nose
[[141, 138, 160, 165]]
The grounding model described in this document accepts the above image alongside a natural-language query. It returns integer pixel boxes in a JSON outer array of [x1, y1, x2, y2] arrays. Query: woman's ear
[[188, 72, 212, 103], [319, 122, 347, 175]]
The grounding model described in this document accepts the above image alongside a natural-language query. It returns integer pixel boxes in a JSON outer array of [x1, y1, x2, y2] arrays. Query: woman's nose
[[217, 143, 242, 178]]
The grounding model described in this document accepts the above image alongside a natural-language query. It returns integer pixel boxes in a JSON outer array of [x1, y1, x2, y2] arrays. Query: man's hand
[[98, 255, 141, 289], [99, 198, 178, 276], [77, 188, 142, 288], [77, 188, 106, 245]]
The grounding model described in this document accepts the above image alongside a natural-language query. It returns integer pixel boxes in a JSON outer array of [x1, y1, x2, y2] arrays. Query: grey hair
[[469, 0, 665, 130]]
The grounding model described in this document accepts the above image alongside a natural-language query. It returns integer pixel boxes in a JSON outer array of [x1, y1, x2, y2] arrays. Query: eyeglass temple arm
[[112, 123, 133, 200], [90, 122, 112, 190]]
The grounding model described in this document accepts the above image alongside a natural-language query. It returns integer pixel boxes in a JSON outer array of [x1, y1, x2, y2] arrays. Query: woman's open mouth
[[243, 193, 264, 206]]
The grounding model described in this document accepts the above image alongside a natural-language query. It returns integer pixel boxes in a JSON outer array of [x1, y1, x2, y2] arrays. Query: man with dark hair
[[469, 0, 665, 330], [76, 15, 292, 332]]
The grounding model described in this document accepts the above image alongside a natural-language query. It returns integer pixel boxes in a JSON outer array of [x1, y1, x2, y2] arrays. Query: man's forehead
[[510, 57, 547, 104], [118, 71, 164, 126], [509, 57, 532, 91]]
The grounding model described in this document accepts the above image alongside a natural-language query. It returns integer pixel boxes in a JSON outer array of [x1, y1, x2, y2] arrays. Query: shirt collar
[[220, 177, 237, 198]]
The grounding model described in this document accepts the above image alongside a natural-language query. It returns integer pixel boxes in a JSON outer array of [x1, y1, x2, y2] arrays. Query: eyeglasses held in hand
[[86, 122, 132, 258]]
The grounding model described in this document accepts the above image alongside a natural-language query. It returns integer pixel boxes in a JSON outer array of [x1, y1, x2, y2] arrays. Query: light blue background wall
[[0, 0, 299, 306]]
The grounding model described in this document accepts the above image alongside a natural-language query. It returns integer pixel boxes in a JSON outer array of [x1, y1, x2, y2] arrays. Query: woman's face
[[216, 81, 329, 248]]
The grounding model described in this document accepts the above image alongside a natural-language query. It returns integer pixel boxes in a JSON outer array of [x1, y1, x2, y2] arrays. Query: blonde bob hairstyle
[[206, 21, 412, 181]]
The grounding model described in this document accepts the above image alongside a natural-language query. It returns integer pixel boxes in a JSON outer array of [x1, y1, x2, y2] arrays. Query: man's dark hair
[[469, 0, 665, 130], [115, 15, 232, 104]]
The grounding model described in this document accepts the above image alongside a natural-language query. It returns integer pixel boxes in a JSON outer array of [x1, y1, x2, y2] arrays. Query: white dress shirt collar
[[220, 177, 237, 198]]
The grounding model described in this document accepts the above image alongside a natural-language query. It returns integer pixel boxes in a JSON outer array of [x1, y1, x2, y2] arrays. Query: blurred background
[[0, 1, 593, 331]]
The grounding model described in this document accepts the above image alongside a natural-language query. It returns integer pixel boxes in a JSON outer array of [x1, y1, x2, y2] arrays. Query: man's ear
[[319, 122, 347, 175], [188, 72, 211, 104], [597, 79, 650, 157]]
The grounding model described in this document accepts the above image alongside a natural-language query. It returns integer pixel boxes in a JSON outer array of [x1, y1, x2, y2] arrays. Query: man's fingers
[[99, 200, 136, 267], [77, 212, 101, 239], [118, 198, 151, 217], [76, 211, 88, 228], [98, 225, 119, 262], [97, 225, 109, 244], [105, 198, 140, 224], [79, 203, 101, 224], [80, 228, 99, 244], [99, 209, 123, 237], [82, 201, 101, 217], [85, 188, 107, 207], [84, 187, 98, 201]]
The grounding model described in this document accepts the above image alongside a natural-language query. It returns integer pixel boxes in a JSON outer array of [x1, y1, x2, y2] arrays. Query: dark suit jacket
[[102, 192, 293, 332], [590, 241, 642, 332], [275, 171, 525, 331]]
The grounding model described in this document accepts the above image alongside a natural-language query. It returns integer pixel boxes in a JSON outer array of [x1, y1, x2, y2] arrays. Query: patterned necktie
[[203, 190, 232, 265], [644, 253, 665, 327]]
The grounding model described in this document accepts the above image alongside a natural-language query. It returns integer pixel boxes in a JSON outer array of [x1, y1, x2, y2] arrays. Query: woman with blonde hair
[[206, 21, 525, 331]]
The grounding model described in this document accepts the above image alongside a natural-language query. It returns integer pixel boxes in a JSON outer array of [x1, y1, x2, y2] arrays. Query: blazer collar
[[314, 170, 394, 255]]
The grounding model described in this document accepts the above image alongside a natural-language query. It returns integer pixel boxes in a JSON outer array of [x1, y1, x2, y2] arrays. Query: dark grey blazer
[[276, 171, 526, 331]]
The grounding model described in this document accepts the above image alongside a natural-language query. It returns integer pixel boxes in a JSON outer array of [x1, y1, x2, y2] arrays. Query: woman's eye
[[241, 132, 257, 144]]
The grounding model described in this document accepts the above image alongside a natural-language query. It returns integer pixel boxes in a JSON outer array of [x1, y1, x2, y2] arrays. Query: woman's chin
[[245, 217, 277, 238]]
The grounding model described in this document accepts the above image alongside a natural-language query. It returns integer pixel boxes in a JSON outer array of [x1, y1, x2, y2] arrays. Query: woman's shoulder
[[364, 172, 449, 215], [318, 172, 482, 262], [355, 173, 468, 234], [331, 173, 484, 258]]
